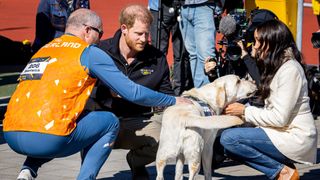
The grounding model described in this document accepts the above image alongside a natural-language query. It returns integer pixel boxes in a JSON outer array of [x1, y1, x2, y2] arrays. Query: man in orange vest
[[3, 8, 188, 180]]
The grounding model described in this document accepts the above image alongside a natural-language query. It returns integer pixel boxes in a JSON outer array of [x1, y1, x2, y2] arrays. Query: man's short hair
[[66, 8, 102, 30], [119, 4, 153, 29]]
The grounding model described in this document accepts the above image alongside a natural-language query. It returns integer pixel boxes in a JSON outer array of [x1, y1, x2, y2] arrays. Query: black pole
[[156, 0, 162, 49]]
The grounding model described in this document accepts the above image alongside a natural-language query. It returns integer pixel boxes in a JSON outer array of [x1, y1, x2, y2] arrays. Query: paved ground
[[0, 119, 320, 180]]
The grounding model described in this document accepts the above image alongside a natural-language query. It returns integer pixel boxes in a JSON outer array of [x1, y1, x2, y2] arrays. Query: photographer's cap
[[246, 9, 278, 41]]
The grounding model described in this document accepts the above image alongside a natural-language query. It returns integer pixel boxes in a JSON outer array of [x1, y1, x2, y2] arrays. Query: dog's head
[[200, 75, 257, 110]]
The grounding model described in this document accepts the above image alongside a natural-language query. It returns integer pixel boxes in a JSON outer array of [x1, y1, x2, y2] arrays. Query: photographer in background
[[205, 9, 278, 87], [148, 0, 193, 95], [179, 0, 223, 88]]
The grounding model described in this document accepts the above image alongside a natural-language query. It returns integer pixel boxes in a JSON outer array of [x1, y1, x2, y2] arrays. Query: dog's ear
[[216, 85, 226, 108]]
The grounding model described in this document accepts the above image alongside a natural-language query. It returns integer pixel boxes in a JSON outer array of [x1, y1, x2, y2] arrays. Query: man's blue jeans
[[179, 3, 216, 88], [220, 127, 296, 179], [4, 111, 119, 180]]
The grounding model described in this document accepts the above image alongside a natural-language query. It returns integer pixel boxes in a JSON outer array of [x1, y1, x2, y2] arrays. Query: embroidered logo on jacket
[[140, 69, 154, 75]]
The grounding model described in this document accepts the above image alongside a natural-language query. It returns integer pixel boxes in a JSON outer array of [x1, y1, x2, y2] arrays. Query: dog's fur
[[156, 75, 257, 180]]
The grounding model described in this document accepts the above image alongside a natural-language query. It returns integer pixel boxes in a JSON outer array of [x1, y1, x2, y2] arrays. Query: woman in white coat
[[221, 19, 318, 180]]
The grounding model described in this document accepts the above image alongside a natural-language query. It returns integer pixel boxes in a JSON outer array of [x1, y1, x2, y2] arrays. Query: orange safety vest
[[3, 35, 96, 136]]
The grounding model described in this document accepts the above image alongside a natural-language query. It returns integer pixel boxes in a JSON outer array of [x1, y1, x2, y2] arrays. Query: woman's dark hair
[[255, 19, 304, 100]]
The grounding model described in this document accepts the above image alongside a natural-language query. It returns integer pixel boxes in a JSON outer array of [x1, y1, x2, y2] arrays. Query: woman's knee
[[220, 128, 238, 148]]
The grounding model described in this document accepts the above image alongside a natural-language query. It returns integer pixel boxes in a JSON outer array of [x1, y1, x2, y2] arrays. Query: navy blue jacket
[[95, 29, 174, 117]]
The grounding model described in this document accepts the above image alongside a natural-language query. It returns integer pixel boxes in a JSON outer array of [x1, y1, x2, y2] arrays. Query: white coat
[[245, 59, 318, 165]]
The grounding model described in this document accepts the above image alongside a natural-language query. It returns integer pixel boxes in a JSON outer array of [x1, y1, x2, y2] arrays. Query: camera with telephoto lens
[[227, 9, 248, 41], [218, 9, 248, 61]]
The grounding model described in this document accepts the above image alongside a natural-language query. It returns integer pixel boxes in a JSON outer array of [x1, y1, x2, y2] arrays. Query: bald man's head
[[65, 9, 103, 44], [65, 8, 102, 33]]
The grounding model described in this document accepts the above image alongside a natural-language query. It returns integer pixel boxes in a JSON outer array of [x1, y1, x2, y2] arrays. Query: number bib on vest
[[20, 57, 51, 81]]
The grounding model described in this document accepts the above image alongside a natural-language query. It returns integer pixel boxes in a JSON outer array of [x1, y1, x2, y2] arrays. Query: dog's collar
[[183, 96, 216, 116]]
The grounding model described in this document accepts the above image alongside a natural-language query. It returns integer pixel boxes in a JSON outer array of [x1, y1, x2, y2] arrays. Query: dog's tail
[[185, 115, 244, 129]]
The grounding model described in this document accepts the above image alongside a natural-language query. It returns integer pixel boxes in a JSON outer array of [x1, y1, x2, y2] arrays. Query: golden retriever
[[156, 75, 257, 180]]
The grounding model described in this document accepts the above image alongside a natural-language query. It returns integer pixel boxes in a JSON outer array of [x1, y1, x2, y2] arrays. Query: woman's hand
[[204, 56, 216, 74], [224, 102, 245, 117], [236, 40, 248, 59]]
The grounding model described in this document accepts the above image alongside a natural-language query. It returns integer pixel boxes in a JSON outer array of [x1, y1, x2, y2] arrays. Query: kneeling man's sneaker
[[17, 169, 35, 180]]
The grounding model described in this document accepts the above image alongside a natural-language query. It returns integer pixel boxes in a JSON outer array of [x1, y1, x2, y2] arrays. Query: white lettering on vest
[[43, 42, 82, 49]]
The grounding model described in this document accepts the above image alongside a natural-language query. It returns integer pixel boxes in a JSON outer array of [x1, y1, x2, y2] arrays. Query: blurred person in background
[[179, 0, 222, 88], [149, 0, 193, 95], [32, 0, 90, 53]]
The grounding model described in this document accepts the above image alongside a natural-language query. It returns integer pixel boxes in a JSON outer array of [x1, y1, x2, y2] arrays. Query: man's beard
[[125, 37, 145, 52]]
